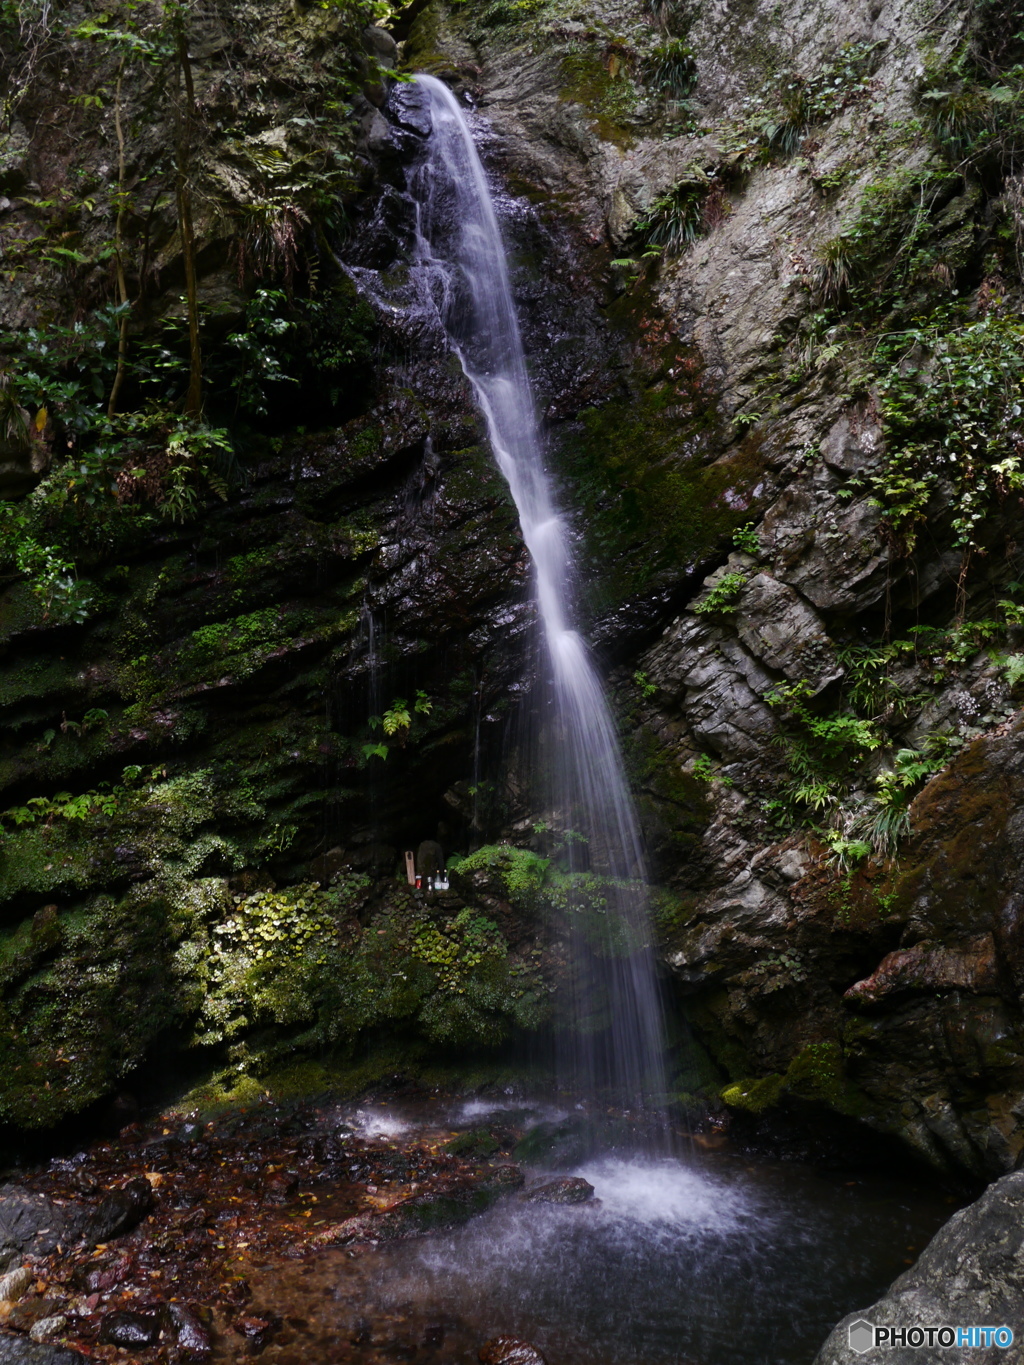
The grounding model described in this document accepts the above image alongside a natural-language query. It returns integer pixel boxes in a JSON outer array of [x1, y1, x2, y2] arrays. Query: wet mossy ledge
[[0, 830, 557, 1133], [0, 815, 716, 1136]]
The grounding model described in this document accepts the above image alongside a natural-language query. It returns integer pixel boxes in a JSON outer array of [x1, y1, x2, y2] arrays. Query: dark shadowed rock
[[167, 1303, 212, 1360], [98, 1310, 163, 1347], [0, 1335, 87, 1365], [479, 1337, 547, 1365], [0, 1187, 74, 1258], [815, 1171, 1024, 1365], [522, 1177, 594, 1205], [82, 1178, 154, 1246]]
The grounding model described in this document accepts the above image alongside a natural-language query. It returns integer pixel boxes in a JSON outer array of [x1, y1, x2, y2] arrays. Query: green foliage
[[411, 909, 504, 992], [868, 746, 948, 857], [869, 309, 1024, 556], [725, 42, 880, 167], [764, 678, 882, 821], [643, 39, 696, 97], [691, 752, 732, 786], [382, 698, 412, 735], [693, 570, 747, 615], [454, 844, 651, 959], [633, 669, 658, 698], [732, 521, 760, 555], [0, 500, 91, 622], [455, 844, 552, 906], [762, 643, 971, 859], [635, 169, 712, 254], [821, 830, 872, 871], [1, 761, 135, 831], [221, 291, 298, 419], [196, 882, 362, 1045], [918, 38, 1024, 173], [811, 167, 964, 315], [362, 692, 432, 759]]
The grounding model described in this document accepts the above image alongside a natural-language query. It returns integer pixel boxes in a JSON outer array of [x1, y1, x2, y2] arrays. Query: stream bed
[[0, 1088, 959, 1365], [246, 1096, 957, 1365]]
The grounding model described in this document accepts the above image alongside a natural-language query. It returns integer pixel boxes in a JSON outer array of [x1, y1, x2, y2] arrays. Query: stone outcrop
[[816, 1171, 1024, 1365], [396, 0, 1024, 1175]]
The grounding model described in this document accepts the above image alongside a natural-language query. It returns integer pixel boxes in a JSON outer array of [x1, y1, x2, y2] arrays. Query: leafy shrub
[[643, 39, 696, 96], [693, 570, 747, 615], [635, 169, 712, 253], [871, 309, 1024, 559]]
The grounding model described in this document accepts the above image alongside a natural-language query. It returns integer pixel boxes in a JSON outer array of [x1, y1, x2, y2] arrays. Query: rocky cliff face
[[402, 0, 1024, 1174], [1, 0, 1023, 1172]]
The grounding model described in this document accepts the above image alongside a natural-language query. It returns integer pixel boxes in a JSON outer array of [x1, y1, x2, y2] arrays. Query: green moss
[[0, 887, 194, 1127], [553, 379, 764, 613], [444, 1127, 500, 1156], [402, 2, 450, 73], [559, 48, 640, 145], [453, 844, 552, 906], [621, 726, 710, 879], [721, 1041, 868, 1118], [721, 1073, 786, 1114]]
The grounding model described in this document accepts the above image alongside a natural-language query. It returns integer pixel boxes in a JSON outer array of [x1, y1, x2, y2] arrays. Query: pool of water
[[225, 1096, 958, 1365]]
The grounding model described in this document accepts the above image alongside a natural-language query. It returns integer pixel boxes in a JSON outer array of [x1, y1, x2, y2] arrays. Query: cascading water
[[402, 74, 667, 1113]]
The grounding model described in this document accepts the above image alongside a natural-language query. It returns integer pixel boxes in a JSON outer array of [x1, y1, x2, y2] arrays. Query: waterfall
[[402, 74, 668, 1114]]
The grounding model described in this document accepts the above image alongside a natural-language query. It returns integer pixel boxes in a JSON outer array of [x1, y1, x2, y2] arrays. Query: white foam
[[350, 1107, 411, 1139], [571, 1156, 750, 1234]]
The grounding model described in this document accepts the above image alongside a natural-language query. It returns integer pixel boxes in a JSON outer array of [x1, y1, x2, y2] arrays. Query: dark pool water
[[229, 1097, 958, 1365]]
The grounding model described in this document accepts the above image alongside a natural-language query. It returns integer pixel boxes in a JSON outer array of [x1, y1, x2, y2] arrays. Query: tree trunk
[[173, 16, 202, 419]]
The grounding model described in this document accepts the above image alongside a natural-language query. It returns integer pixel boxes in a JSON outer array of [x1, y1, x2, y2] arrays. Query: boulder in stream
[[522, 1177, 595, 1205], [166, 1303, 212, 1360], [815, 1170, 1024, 1365], [98, 1310, 162, 1348]]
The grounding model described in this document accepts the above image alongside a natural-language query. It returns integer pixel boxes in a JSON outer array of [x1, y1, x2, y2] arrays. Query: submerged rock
[[317, 1169, 524, 1245], [816, 1171, 1024, 1365], [233, 1314, 281, 1351], [522, 1177, 595, 1205], [478, 1337, 547, 1365]]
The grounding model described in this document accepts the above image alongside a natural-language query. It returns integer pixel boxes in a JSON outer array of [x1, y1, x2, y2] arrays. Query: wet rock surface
[[0, 1189, 76, 1261], [0, 1090, 558, 1364], [0, 1338, 87, 1365], [816, 1171, 1024, 1365], [521, 1177, 594, 1205]]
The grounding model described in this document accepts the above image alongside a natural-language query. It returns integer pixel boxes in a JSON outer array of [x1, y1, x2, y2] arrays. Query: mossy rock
[[444, 1126, 501, 1157], [721, 1041, 868, 1120]]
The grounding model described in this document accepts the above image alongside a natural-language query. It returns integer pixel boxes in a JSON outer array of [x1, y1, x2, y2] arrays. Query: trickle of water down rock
[[398, 73, 668, 1116]]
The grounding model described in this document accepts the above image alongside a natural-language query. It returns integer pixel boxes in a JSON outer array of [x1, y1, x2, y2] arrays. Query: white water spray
[[400, 74, 667, 1109]]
